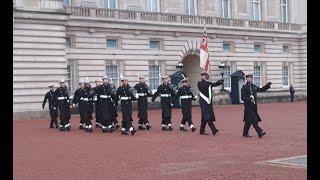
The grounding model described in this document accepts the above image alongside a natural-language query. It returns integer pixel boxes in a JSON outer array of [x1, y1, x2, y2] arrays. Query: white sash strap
[[58, 97, 67, 100], [199, 85, 212, 104], [160, 94, 171, 97], [80, 97, 89, 101], [180, 95, 192, 99], [136, 93, 147, 96], [100, 95, 111, 99], [120, 96, 131, 100]]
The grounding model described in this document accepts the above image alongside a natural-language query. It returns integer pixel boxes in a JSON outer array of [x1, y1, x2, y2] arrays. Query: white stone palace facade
[[13, 0, 307, 119]]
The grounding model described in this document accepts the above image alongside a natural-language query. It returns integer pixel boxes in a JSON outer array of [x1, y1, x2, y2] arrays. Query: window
[[253, 66, 261, 87], [280, 0, 288, 23], [106, 65, 119, 88], [251, 0, 260, 20], [67, 65, 73, 92], [63, 0, 69, 6], [149, 65, 160, 90], [283, 45, 290, 53], [147, 0, 157, 12], [104, 0, 116, 9], [223, 43, 231, 52], [223, 66, 231, 88], [106, 39, 118, 48], [150, 40, 161, 49], [282, 66, 289, 86], [221, 0, 231, 18], [66, 37, 71, 48], [185, 0, 196, 15], [254, 43, 263, 53]]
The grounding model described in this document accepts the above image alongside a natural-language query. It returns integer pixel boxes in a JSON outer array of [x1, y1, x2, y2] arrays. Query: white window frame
[[106, 37, 121, 49], [251, 0, 261, 20], [149, 65, 161, 91], [221, 0, 231, 18], [223, 66, 231, 90], [280, 0, 288, 23], [253, 66, 262, 87], [282, 65, 289, 88], [185, 0, 197, 15], [283, 45, 290, 53], [223, 42, 232, 52], [104, 0, 118, 9], [106, 65, 119, 88], [147, 0, 158, 12], [254, 43, 264, 53], [66, 64, 73, 93], [149, 39, 162, 50]]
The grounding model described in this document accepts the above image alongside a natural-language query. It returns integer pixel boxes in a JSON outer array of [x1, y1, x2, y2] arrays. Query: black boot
[[85, 125, 93, 132], [121, 130, 129, 135], [115, 124, 120, 129], [49, 119, 54, 128], [191, 127, 196, 132], [146, 124, 151, 130], [168, 126, 173, 131], [138, 125, 146, 130], [59, 125, 66, 131], [180, 126, 187, 131], [212, 129, 219, 135], [258, 131, 266, 138], [130, 128, 137, 135], [243, 134, 252, 137]]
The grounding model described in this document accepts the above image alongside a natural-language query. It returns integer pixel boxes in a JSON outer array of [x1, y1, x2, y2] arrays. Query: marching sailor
[[109, 78, 120, 129], [115, 76, 137, 135], [176, 78, 197, 132], [197, 71, 223, 135], [96, 76, 116, 133], [73, 79, 86, 130], [92, 78, 102, 128], [151, 75, 176, 131], [134, 75, 153, 130], [241, 73, 271, 138], [42, 84, 58, 129], [55, 79, 72, 131]]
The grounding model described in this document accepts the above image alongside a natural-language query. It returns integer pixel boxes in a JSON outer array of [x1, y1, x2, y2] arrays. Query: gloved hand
[[250, 95, 254, 101], [151, 99, 155, 103], [42, 105, 45, 109], [72, 103, 76, 107], [267, 82, 272, 86], [171, 103, 174, 107]]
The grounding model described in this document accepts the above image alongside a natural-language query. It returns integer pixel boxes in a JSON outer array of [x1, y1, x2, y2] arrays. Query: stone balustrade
[[63, 6, 302, 31]]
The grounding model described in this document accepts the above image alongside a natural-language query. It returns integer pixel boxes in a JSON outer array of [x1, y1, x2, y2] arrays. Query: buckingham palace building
[[13, 0, 307, 119]]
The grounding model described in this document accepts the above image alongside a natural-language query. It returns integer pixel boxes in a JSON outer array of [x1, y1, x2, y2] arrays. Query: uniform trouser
[[121, 100, 133, 130], [200, 121, 217, 133], [95, 103, 100, 123], [99, 101, 112, 127], [89, 102, 93, 120], [110, 103, 118, 124], [58, 102, 70, 126], [161, 101, 172, 126], [243, 121, 263, 136], [138, 118, 149, 125], [161, 118, 171, 126], [50, 118, 58, 127], [49, 107, 58, 127], [290, 94, 294, 102], [181, 105, 193, 126], [79, 102, 92, 126]]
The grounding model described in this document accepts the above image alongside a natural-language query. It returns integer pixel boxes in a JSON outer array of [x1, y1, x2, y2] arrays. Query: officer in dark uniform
[[176, 78, 197, 132], [241, 73, 271, 138], [42, 84, 58, 128], [115, 77, 137, 135], [87, 81, 94, 122], [109, 79, 120, 129], [134, 75, 152, 130], [55, 79, 71, 131], [197, 71, 223, 135], [151, 75, 176, 131], [289, 84, 295, 102], [96, 76, 115, 133], [73, 80, 86, 130], [92, 78, 101, 128]]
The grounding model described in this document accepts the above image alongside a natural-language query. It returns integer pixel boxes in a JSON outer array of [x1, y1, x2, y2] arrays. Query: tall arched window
[[221, 0, 231, 18], [280, 0, 288, 22], [251, 0, 261, 20]]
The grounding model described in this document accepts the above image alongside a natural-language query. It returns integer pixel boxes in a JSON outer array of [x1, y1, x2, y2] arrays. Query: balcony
[[65, 6, 302, 32]]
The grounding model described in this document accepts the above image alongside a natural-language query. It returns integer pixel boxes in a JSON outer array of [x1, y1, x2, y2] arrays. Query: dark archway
[[182, 54, 201, 95]]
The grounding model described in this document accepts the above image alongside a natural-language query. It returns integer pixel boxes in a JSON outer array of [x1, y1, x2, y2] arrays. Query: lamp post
[[218, 63, 226, 92]]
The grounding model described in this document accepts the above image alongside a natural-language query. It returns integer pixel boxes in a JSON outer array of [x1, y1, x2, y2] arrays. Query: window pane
[[222, 0, 229, 18], [64, 0, 69, 6], [149, 65, 160, 90], [253, 66, 261, 87], [107, 39, 117, 48], [223, 43, 231, 52], [66, 37, 71, 48], [254, 44, 261, 52], [283, 46, 289, 53], [150, 41, 160, 49], [186, 0, 195, 15], [223, 66, 231, 88], [67, 65, 73, 92], [106, 65, 119, 87], [148, 0, 157, 12]]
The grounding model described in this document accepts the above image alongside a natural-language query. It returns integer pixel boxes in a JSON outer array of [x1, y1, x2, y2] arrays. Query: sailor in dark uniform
[[73, 79, 86, 130], [55, 79, 72, 131], [197, 71, 223, 135], [176, 78, 197, 132], [96, 76, 116, 133], [42, 84, 58, 128], [115, 76, 137, 135], [134, 75, 152, 130], [109, 79, 120, 129], [151, 75, 176, 131], [92, 78, 101, 128], [241, 73, 271, 138]]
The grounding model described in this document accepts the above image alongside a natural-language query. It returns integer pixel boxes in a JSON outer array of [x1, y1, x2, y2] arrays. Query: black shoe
[[168, 126, 173, 131], [200, 132, 209, 135], [243, 135, 252, 137], [180, 127, 187, 131], [121, 131, 129, 135], [258, 132, 266, 138], [146, 125, 151, 130], [131, 129, 137, 135], [162, 127, 168, 131], [101, 127, 109, 133], [66, 126, 71, 131], [212, 129, 219, 135], [85, 127, 93, 132], [191, 127, 196, 132], [138, 126, 146, 130], [59, 127, 66, 131], [115, 124, 120, 129], [79, 125, 84, 130]]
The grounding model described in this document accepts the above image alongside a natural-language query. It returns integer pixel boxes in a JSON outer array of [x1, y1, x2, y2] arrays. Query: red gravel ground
[[13, 101, 307, 180]]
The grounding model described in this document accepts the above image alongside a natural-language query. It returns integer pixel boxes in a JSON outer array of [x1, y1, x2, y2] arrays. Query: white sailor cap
[[138, 75, 145, 79], [59, 79, 65, 83], [79, 79, 85, 84], [181, 78, 189, 83], [48, 84, 54, 87], [161, 75, 169, 80], [121, 77, 128, 81], [245, 73, 253, 78], [102, 75, 108, 80]]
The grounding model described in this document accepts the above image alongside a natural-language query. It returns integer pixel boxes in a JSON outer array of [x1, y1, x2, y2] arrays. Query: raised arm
[[256, 82, 271, 92], [42, 92, 48, 109], [210, 79, 224, 87], [151, 86, 160, 102]]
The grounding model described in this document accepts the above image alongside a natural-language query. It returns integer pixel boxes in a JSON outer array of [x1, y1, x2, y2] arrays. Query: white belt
[[180, 95, 192, 99], [100, 95, 111, 99], [80, 97, 89, 101], [160, 94, 171, 97], [120, 96, 131, 100], [136, 93, 147, 96], [93, 96, 98, 101], [58, 97, 67, 100]]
